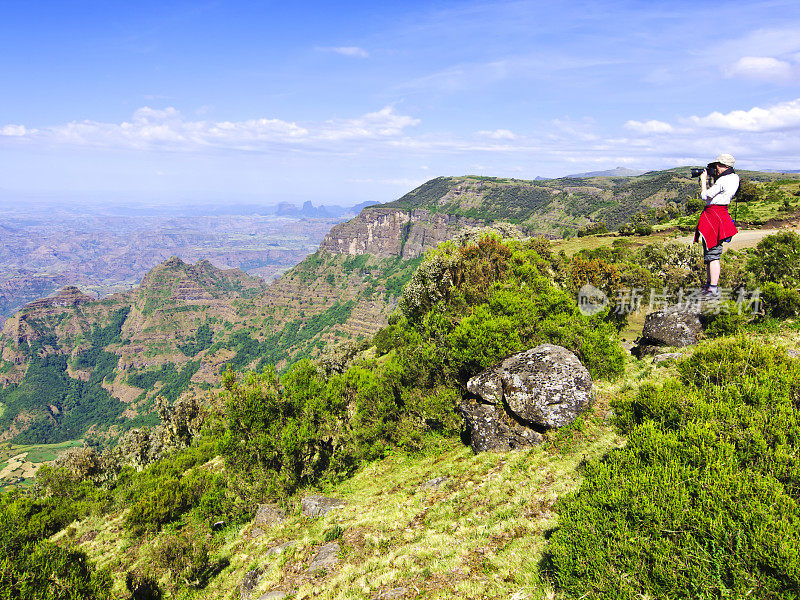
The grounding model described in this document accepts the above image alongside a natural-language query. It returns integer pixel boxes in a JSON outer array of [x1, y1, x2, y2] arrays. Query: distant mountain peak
[[563, 166, 646, 179]]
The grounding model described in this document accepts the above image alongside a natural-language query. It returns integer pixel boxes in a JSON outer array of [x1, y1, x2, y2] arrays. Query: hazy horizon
[[2, 1, 800, 206]]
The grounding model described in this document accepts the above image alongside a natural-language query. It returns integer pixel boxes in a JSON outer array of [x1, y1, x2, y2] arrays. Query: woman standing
[[695, 153, 739, 298]]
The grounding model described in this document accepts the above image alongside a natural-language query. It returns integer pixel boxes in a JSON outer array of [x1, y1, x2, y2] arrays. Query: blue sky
[[2, 0, 800, 206]]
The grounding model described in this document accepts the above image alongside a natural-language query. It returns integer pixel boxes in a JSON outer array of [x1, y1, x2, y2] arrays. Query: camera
[[690, 162, 715, 178]]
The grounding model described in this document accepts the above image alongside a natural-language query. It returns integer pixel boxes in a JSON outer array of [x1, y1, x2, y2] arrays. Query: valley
[[0, 201, 354, 319]]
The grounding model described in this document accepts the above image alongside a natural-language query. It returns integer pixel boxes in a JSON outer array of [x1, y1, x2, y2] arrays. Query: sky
[[2, 0, 800, 206]]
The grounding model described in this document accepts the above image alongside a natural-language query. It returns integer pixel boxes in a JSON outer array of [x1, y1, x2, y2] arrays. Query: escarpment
[[319, 207, 480, 259]]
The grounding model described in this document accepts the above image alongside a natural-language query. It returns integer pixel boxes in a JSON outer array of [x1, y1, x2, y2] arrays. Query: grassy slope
[[66, 321, 800, 599], [61, 359, 655, 599]]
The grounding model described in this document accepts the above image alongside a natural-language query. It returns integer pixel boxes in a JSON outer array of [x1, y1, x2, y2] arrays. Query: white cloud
[[711, 27, 800, 65], [477, 129, 516, 139], [0, 106, 419, 152], [624, 120, 674, 134], [318, 46, 369, 58], [318, 107, 419, 140], [725, 56, 795, 82], [0, 125, 32, 136], [687, 98, 800, 132]]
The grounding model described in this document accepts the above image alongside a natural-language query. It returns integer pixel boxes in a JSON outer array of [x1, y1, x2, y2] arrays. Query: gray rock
[[653, 352, 683, 364], [240, 567, 263, 600], [459, 398, 543, 452], [265, 541, 296, 556], [308, 542, 340, 572], [420, 476, 448, 489], [641, 305, 703, 347], [301, 495, 346, 517], [501, 344, 593, 428], [250, 527, 265, 539], [254, 503, 286, 527], [466, 364, 503, 403], [462, 344, 593, 452], [788, 348, 800, 358], [257, 593, 287, 600]]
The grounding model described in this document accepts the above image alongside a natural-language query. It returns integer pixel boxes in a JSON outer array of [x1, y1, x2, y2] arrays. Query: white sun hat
[[715, 153, 735, 167]]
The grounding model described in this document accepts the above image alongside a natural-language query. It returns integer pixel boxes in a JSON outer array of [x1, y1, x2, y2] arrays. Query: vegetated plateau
[[2, 170, 800, 599]]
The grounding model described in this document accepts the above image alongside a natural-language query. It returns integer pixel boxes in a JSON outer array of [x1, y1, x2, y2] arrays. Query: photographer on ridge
[[694, 153, 739, 298]]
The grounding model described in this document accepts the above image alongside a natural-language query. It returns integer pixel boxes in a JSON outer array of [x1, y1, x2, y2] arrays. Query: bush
[[547, 338, 800, 599], [746, 231, 800, 287], [0, 491, 112, 599], [736, 178, 762, 203], [121, 440, 217, 534], [686, 197, 705, 213], [400, 235, 625, 382], [702, 301, 750, 337], [632, 241, 703, 291], [761, 281, 800, 318], [150, 530, 210, 588]]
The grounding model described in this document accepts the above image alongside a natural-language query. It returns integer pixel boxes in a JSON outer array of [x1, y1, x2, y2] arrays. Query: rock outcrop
[[462, 344, 593, 452], [319, 208, 481, 260], [639, 305, 704, 349], [308, 542, 340, 573], [301, 495, 346, 517]]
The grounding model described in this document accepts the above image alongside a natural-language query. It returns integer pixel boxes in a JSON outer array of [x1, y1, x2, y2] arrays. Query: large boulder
[[640, 305, 703, 348], [459, 399, 543, 452], [463, 344, 593, 452]]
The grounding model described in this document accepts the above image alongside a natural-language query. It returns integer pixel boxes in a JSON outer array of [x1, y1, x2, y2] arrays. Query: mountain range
[[1, 167, 797, 444]]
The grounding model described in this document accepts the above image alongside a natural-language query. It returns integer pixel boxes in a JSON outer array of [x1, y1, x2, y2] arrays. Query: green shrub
[[686, 197, 705, 213], [702, 301, 750, 337], [547, 338, 800, 599], [0, 491, 112, 599], [150, 530, 210, 588], [124, 476, 195, 535], [746, 231, 800, 287], [736, 178, 762, 203], [400, 235, 625, 382], [761, 282, 800, 318], [120, 441, 217, 534]]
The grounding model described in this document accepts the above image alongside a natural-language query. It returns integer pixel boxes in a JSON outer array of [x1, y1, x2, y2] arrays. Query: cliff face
[[319, 207, 480, 259]]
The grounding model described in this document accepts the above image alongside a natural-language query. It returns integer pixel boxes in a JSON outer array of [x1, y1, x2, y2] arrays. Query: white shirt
[[701, 172, 739, 206]]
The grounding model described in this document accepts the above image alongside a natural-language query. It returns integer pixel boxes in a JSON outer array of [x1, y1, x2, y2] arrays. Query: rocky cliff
[[319, 207, 482, 259]]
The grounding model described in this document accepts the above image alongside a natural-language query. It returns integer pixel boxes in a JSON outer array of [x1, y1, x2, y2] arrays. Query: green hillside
[[383, 170, 800, 234], [4, 228, 800, 598]]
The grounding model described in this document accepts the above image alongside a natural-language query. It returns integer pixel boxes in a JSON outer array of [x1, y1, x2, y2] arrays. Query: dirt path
[[676, 227, 800, 250]]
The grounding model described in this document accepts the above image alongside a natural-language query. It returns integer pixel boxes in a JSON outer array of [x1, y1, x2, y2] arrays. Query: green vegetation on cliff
[[0, 309, 131, 444]]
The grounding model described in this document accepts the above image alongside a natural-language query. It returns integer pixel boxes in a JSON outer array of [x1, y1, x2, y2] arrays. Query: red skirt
[[694, 204, 738, 248]]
